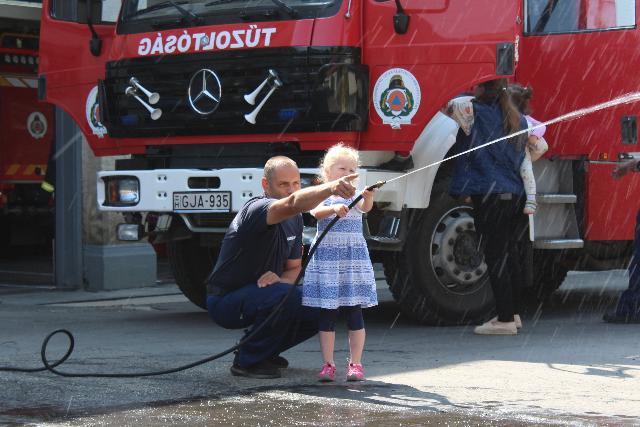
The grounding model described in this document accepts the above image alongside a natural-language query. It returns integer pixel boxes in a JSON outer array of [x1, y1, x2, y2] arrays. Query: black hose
[[0, 329, 74, 373], [0, 182, 385, 378]]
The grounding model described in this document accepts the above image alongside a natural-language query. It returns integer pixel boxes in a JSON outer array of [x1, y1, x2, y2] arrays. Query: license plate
[[173, 191, 231, 212]]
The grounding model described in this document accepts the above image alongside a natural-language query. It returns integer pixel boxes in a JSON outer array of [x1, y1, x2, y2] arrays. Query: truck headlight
[[104, 177, 140, 206]]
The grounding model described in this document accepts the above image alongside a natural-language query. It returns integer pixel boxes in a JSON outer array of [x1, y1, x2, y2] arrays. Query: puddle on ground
[[5, 387, 605, 427]]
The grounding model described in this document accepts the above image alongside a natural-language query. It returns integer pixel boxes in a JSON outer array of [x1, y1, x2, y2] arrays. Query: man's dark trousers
[[616, 211, 640, 319], [207, 283, 319, 367]]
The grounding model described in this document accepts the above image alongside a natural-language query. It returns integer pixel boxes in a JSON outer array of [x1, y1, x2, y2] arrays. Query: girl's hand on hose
[[361, 189, 375, 200], [333, 204, 349, 218]]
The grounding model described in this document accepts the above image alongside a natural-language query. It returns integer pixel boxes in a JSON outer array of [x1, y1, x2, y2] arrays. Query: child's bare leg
[[345, 306, 366, 364], [348, 329, 365, 364], [319, 331, 335, 365], [520, 149, 537, 214]]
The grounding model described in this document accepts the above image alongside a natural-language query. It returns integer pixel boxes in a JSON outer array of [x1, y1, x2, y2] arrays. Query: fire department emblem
[[85, 86, 107, 138], [373, 68, 421, 129], [27, 111, 47, 140]]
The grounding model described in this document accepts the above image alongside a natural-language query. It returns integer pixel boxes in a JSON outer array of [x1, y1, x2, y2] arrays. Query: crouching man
[[206, 156, 358, 378]]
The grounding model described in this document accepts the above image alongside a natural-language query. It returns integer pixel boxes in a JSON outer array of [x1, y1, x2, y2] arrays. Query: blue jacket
[[449, 100, 526, 196]]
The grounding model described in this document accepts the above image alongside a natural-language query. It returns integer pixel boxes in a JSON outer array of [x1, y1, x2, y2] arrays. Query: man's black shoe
[[266, 355, 289, 369], [603, 312, 640, 324], [230, 361, 281, 379], [378, 155, 414, 172]]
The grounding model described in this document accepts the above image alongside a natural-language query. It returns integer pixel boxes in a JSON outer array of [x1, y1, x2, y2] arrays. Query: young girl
[[446, 85, 548, 215], [508, 84, 549, 214], [302, 143, 378, 382]]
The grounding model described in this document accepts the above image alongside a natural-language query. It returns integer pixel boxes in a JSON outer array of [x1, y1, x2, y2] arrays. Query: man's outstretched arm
[[266, 174, 358, 225]]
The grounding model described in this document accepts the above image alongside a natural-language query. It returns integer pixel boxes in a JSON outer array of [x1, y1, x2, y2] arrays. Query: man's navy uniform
[[206, 196, 319, 368], [605, 210, 640, 323]]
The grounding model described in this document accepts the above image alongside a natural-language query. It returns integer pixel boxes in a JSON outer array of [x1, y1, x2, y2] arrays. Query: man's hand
[[612, 160, 639, 179], [333, 204, 349, 217], [329, 173, 358, 199], [257, 271, 280, 287]]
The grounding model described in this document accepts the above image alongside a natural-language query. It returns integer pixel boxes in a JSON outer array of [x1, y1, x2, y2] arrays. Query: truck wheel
[[531, 250, 569, 298], [384, 193, 494, 325], [167, 236, 219, 309]]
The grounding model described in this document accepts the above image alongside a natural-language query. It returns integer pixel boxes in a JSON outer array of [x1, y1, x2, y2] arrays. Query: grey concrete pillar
[[81, 139, 156, 291], [54, 108, 83, 289]]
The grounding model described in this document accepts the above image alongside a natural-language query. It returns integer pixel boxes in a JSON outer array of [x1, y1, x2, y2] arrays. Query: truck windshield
[[120, 0, 340, 32], [525, 0, 636, 34]]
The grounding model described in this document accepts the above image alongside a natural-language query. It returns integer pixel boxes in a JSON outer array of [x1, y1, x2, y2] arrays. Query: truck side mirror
[[393, 0, 410, 34], [373, 0, 410, 34], [49, 0, 105, 56], [86, 0, 102, 56]]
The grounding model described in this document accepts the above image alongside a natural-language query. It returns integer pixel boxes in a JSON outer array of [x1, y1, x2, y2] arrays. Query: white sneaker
[[491, 315, 522, 329], [514, 314, 523, 329], [474, 319, 517, 335]]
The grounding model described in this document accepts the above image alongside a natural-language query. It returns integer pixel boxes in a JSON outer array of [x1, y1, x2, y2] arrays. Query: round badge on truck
[[373, 68, 421, 129], [27, 111, 47, 140], [85, 86, 108, 138]]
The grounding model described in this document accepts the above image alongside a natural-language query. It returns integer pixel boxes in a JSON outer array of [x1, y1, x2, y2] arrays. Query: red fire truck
[[0, 33, 54, 255], [36, 0, 640, 324]]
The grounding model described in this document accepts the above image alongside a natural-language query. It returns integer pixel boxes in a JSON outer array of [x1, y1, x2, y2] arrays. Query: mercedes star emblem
[[188, 68, 222, 115]]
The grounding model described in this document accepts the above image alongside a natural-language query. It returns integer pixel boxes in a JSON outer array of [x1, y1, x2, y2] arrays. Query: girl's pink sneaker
[[317, 362, 336, 382], [346, 363, 365, 381]]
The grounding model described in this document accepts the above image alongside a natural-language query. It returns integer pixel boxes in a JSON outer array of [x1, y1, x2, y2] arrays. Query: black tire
[[531, 250, 570, 299], [167, 235, 220, 309], [384, 193, 494, 325]]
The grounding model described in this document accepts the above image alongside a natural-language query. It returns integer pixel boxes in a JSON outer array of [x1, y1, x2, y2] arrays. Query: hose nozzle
[[366, 181, 386, 191]]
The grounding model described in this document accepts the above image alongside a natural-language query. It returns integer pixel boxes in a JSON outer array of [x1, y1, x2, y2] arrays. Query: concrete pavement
[[0, 270, 638, 426]]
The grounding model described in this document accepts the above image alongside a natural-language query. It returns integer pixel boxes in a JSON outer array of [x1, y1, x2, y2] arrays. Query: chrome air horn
[[244, 75, 283, 125], [129, 77, 160, 105], [125, 86, 162, 121], [243, 69, 279, 106]]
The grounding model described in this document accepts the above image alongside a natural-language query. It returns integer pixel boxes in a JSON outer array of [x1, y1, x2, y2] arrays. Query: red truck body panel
[[586, 162, 640, 240], [517, 0, 640, 240], [0, 40, 54, 185], [361, 0, 519, 151]]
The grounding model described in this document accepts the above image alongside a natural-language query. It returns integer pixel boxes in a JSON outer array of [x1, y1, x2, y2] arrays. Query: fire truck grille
[[101, 46, 367, 138]]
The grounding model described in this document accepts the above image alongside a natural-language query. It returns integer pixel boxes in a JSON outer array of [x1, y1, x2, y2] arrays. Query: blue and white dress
[[302, 196, 378, 309]]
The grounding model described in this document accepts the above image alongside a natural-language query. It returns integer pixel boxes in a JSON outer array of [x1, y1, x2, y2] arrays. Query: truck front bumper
[[97, 168, 405, 214]]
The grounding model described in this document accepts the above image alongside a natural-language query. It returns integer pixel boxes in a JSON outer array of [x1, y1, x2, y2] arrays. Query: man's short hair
[[263, 156, 298, 183]]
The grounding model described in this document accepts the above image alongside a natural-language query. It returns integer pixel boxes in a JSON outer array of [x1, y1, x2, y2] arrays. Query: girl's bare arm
[[311, 204, 349, 220], [357, 189, 375, 213]]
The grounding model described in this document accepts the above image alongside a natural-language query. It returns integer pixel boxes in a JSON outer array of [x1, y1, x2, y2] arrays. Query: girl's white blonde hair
[[319, 143, 360, 182]]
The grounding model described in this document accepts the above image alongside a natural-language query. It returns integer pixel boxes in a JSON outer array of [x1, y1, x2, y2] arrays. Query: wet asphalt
[[0, 268, 638, 426]]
